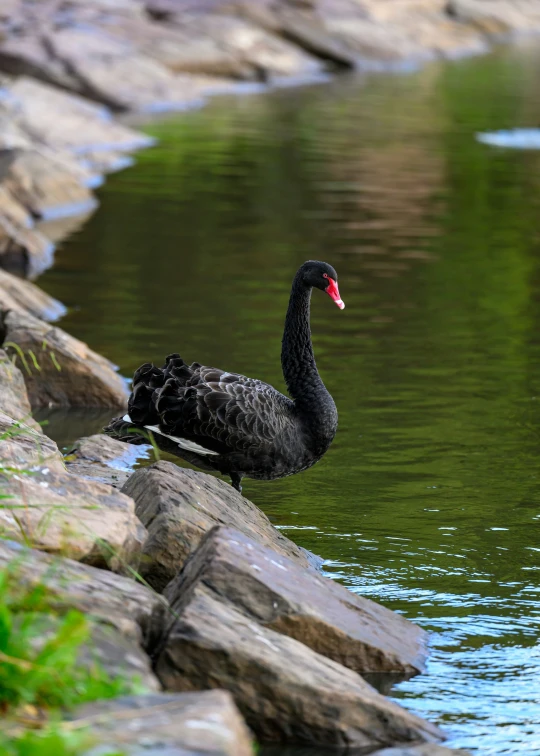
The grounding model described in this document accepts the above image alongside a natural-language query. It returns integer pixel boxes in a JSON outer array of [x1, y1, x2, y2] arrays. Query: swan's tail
[[104, 353, 195, 444]]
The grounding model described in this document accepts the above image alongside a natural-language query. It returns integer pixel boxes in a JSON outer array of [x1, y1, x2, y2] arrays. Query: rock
[[164, 526, 428, 677], [0, 408, 64, 471], [448, 0, 540, 35], [20, 608, 160, 693], [4, 148, 97, 221], [46, 25, 236, 113], [0, 538, 167, 646], [2, 308, 129, 408], [0, 347, 64, 466], [0, 209, 54, 278], [0, 468, 146, 570], [154, 584, 443, 749], [166, 14, 325, 81], [0, 267, 65, 320], [5, 77, 154, 154], [69, 690, 254, 756], [81, 623, 161, 693], [0, 347, 38, 423], [65, 433, 148, 489], [100, 14, 254, 79], [122, 461, 322, 591]]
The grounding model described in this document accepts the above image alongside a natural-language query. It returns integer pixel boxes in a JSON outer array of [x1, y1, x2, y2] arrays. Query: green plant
[[0, 724, 126, 756], [0, 567, 138, 714], [0, 725, 93, 756]]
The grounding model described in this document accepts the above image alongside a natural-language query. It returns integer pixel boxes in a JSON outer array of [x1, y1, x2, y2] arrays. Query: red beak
[[325, 278, 345, 309]]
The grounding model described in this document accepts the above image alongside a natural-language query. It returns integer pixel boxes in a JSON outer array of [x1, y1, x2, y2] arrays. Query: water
[[38, 43, 540, 755]]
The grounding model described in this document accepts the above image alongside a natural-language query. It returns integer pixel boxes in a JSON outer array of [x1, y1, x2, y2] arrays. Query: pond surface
[[38, 43, 540, 755]]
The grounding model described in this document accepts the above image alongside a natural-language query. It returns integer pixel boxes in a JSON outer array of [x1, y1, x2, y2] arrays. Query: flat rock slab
[[2, 308, 128, 408], [0, 267, 65, 321], [4, 148, 97, 221], [0, 467, 146, 570], [0, 539, 167, 647], [6, 77, 154, 154], [155, 585, 443, 750], [70, 690, 253, 756], [122, 461, 321, 591], [164, 526, 427, 676], [65, 433, 147, 489], [0, 408, 64, 472]]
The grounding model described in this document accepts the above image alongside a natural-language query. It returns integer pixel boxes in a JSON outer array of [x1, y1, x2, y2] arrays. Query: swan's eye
[[323, 273, 328, 279]]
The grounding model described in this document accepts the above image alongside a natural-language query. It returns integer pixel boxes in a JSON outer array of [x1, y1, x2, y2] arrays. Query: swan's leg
[[230, 472, 243, 493]]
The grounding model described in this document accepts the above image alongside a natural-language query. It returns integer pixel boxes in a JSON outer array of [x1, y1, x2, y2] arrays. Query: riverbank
[[1, 340, 471, 754]]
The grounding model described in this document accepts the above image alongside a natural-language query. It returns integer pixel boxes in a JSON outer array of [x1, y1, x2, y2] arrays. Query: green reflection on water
[[39, 44, 540, 754]]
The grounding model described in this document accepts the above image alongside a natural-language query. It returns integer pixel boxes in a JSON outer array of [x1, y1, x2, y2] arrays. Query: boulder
[[5, 77, 154, 154], [99, 14, 254, 79], [0, 408, 64, 471], [0, 347, 39, 424], [0, 467, 146, 570], [69, 690, 253, 756], [0, 538, 167, 647], [4, 148, 97, 221], [46, 25, 236, 113], [0, 267, 66, 321], [0, 348, 64, 466], [448, 0, 540, 35], [122, 461, 322, 591], [81, 623, 161, 693], [154, 585, 443, 749], [20, 609, 160, 693], [165, 14, 325, 81], [0, 210, 53, 278], [2, 308, 129, 408], [65, 433, 148, 489], [164, 526, 428, 676]]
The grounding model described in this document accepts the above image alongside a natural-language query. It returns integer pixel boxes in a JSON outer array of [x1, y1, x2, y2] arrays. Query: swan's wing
[[153, 364, 294, 456]]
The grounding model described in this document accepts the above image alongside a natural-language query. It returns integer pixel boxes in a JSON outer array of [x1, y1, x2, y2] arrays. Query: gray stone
[[65, 434, 149, 489], [81, 623, 161, 693], [71, 690, 254, 756], [0, 538, 167, 647], [154, 583, 443, 749], [122, 461, 322, 591], [164, 526, 428, 677], [0, 467, 146, 571], [0, 267, 66, 321], [2, 308, 129, 408]]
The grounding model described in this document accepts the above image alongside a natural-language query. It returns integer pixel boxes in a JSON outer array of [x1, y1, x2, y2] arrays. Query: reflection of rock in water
[[34, 406, 117, 450]]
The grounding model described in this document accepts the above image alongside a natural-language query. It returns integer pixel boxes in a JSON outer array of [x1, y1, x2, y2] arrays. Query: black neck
[[281, 272, 337, 441]]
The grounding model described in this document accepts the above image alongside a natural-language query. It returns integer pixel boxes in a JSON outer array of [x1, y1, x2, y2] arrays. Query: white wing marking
[[144, 424, 219, 456]]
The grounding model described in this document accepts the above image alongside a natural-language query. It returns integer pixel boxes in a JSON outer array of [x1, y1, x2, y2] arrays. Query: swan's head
[[301, 260, 345, 310]]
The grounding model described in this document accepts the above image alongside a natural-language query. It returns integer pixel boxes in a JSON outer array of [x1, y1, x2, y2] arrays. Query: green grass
[[0, 561, 143, 754]]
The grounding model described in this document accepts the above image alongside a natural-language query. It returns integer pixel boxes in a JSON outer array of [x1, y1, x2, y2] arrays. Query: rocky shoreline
[[1, 1, 540, 752], [1, 347, 469, 754]]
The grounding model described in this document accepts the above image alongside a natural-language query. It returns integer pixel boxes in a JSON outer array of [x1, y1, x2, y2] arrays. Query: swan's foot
[[230, 472, 243, 494]]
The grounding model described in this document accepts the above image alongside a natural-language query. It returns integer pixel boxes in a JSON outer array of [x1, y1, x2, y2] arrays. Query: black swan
[[104, 260, 344, 492]]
